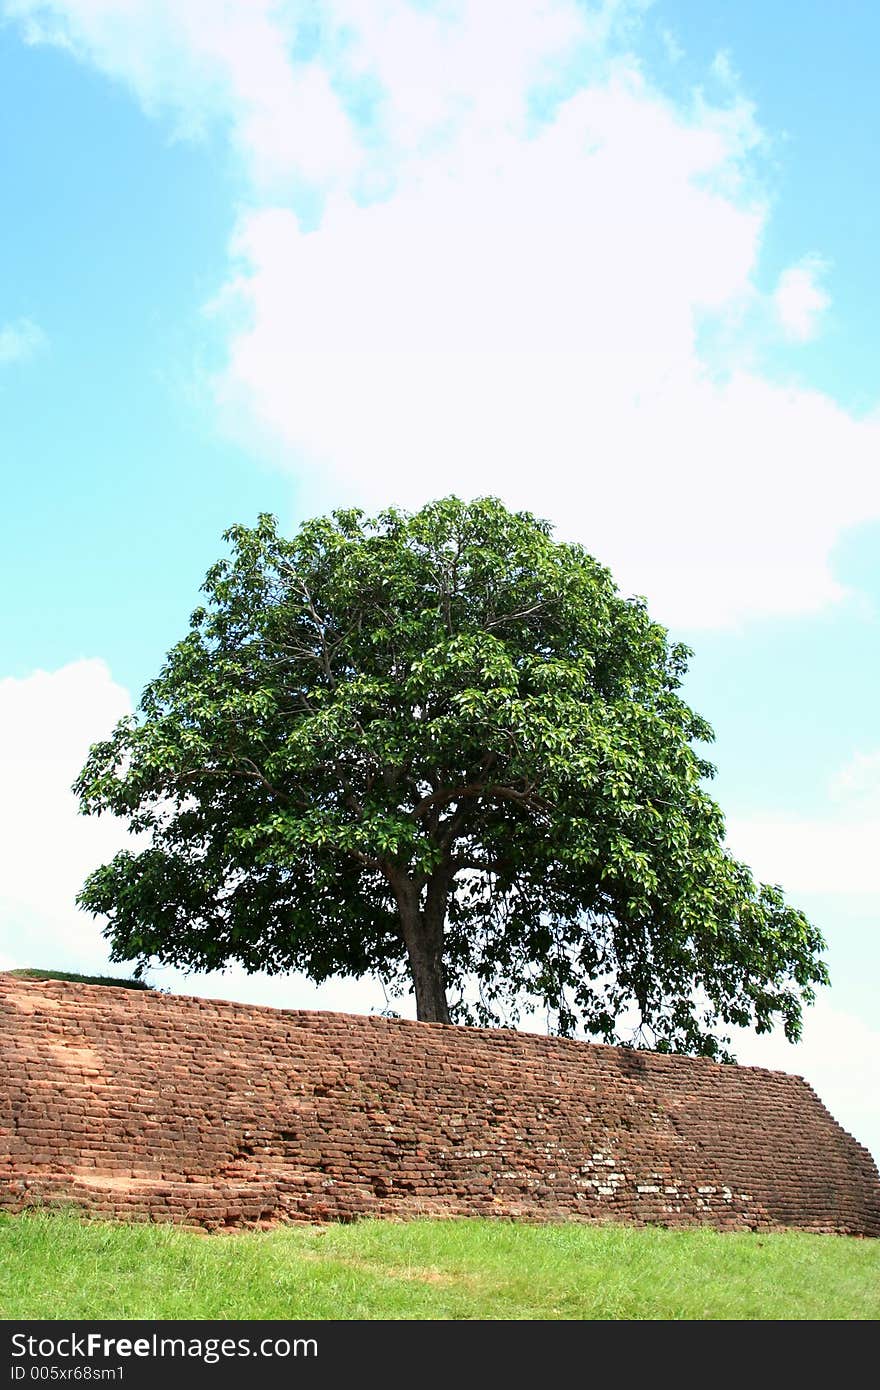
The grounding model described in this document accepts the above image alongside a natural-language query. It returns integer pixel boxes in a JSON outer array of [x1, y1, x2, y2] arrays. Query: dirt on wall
[[1, 974, 878, 1234]]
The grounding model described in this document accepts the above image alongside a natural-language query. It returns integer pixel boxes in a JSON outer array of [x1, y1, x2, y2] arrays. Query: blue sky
[[1, 1, 878, 1160]]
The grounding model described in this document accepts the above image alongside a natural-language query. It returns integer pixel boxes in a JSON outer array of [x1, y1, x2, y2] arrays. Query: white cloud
[[0, 659, 398, 1012], [710, 49, 737, 87], [773, 254, 831, 342], [0, 316, 46, 365], [659, 28, 683, 65], [1, 1, 630, 195], [152, 960, 391, 1019], [0, 661, 134, 971], [727, 742, 880, 898], [4, 0, 360, 188], [829, 747, 880, 813], [7, 2, 878, 628], [726, 813, 880, 897], [214, 113, 879, 628]]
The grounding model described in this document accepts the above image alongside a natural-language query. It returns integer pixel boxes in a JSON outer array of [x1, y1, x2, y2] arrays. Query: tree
[[75, 496, 827, 1057]]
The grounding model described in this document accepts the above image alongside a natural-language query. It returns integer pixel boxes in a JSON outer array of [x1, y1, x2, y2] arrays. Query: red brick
[[1, 975, 877, 1235]]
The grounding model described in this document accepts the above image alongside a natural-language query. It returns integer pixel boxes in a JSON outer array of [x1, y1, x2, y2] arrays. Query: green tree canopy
[[75, 496, 827, 1056]]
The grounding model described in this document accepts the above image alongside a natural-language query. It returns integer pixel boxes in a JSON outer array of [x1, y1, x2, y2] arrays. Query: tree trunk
[[394, 874, 451, 1024], [405, 928, 451, 1023]]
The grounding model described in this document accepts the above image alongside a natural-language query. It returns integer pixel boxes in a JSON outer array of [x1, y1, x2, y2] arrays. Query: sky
[[1, 1, 878, 1163]]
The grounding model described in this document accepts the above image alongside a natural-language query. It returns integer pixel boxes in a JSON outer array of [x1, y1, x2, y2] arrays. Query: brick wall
[[1, 975, 877, 1234]]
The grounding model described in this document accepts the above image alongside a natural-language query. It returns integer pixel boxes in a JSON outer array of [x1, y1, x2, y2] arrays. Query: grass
[[0, 1211, 876, 1320], [4, 968, 150, 990]]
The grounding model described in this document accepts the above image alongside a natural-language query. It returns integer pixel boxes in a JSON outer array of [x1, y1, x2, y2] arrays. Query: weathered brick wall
[[1, 975, 878, 1234]]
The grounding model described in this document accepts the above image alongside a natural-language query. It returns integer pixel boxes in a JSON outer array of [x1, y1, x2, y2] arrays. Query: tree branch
[[412, 780, 551, 822], [484, 602, 546, 630]]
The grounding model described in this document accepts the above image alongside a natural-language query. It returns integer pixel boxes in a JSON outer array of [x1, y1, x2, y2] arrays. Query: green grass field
[[5, 968, 150, 989], [1, 1211, 876, 1320]]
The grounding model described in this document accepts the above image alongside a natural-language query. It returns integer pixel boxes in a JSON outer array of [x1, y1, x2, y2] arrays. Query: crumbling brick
[[1, 976, 877, 1234]]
